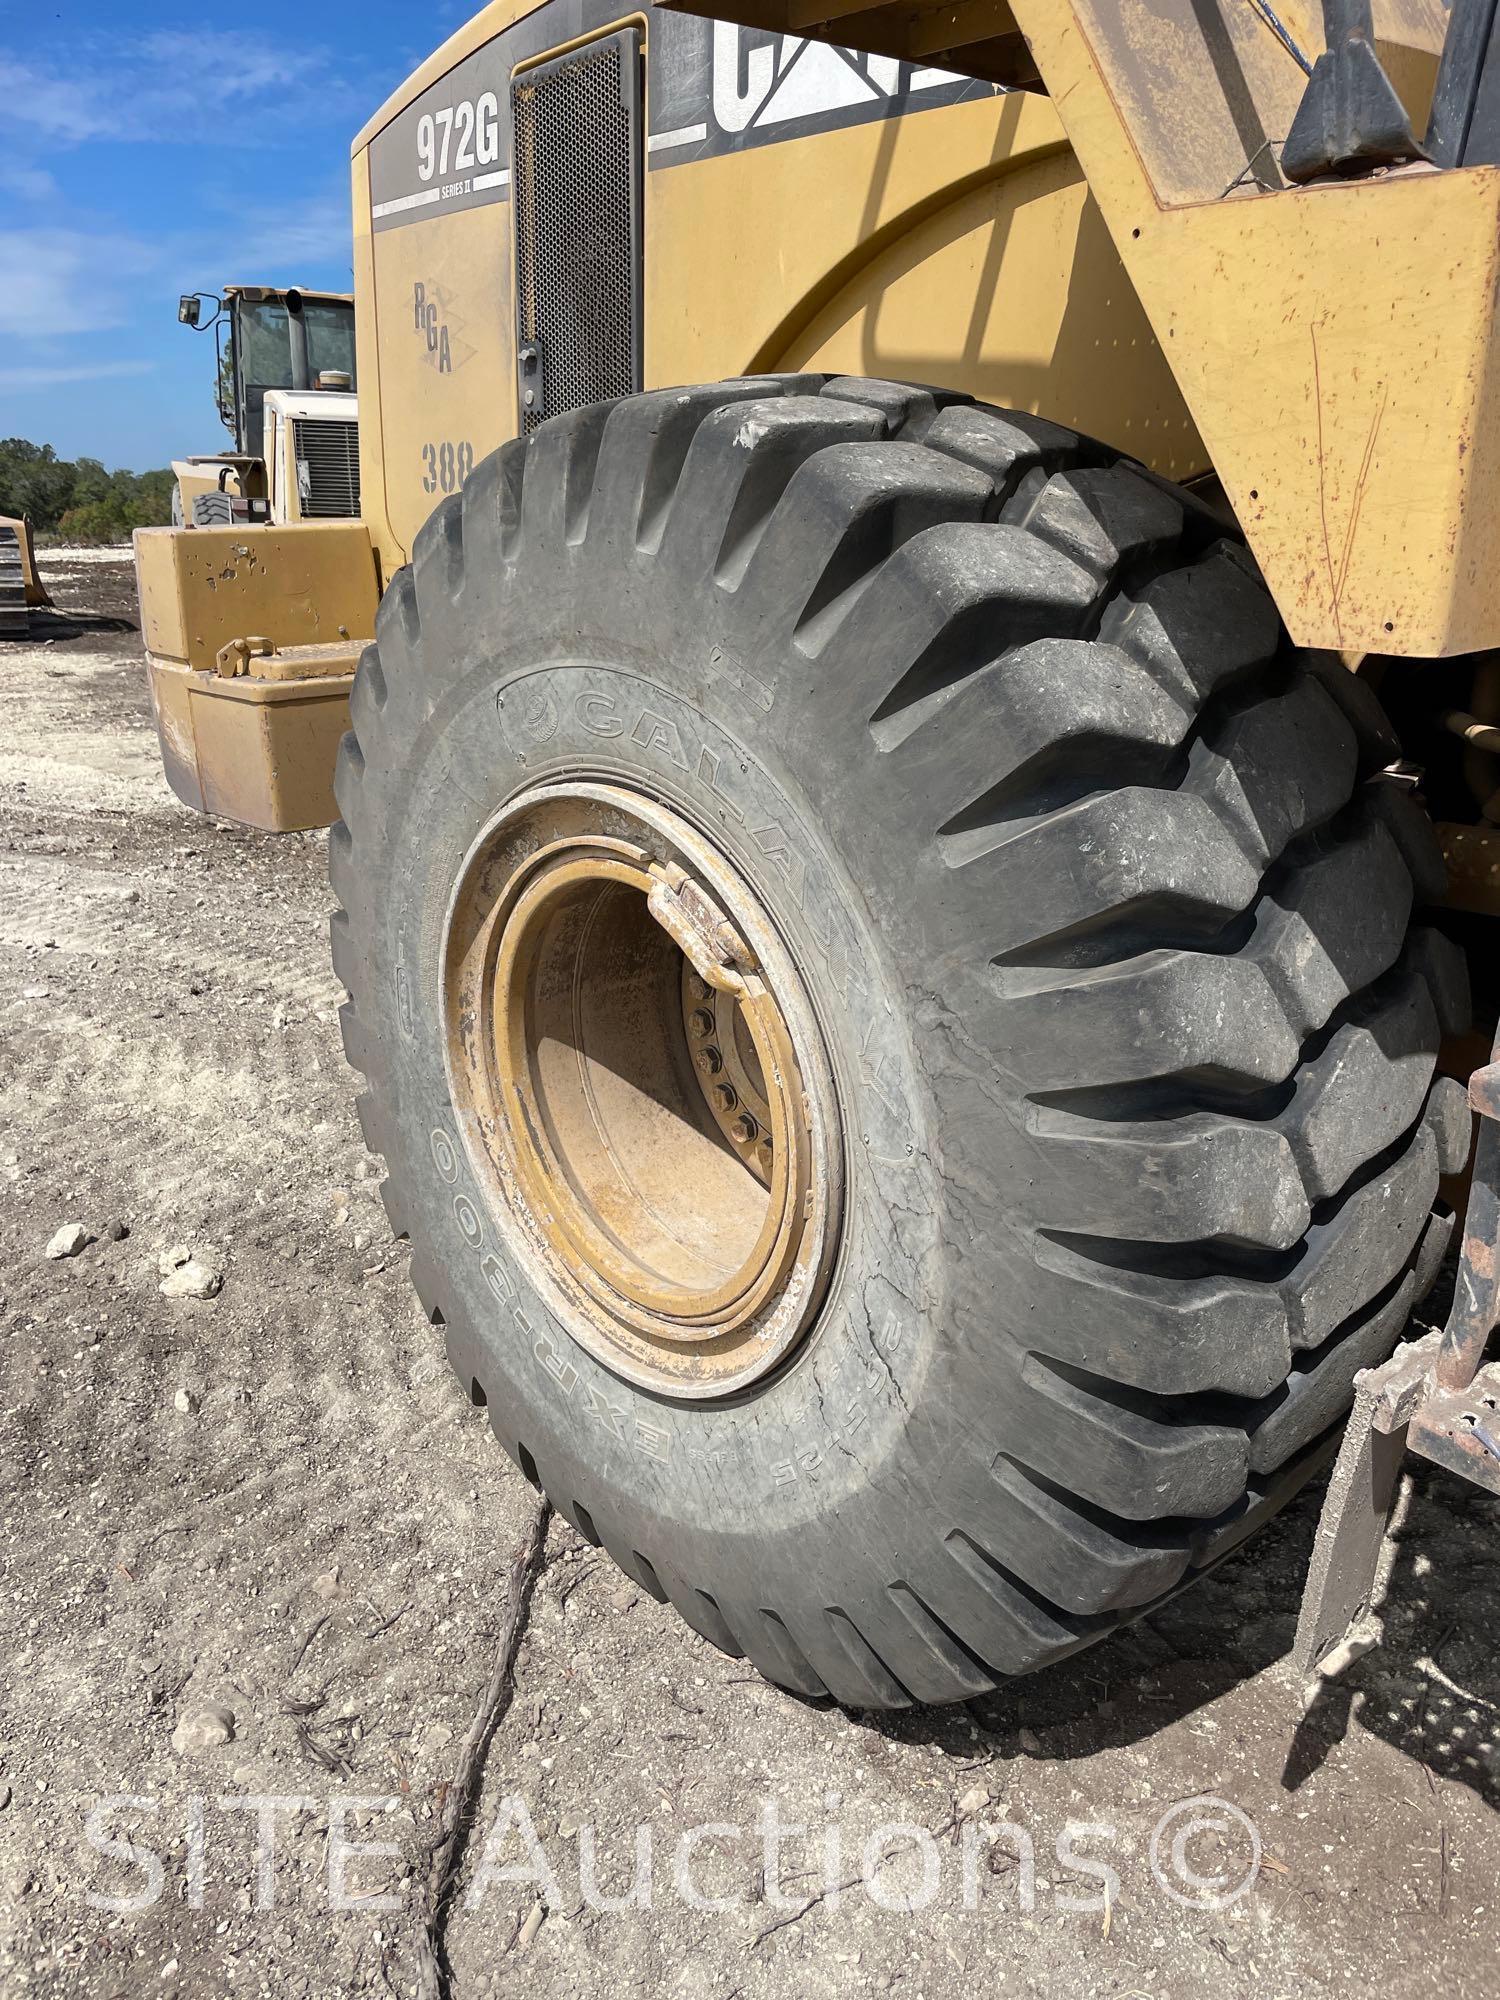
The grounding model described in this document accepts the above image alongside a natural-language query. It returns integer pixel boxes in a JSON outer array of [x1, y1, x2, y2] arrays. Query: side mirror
[[178, 295, 201, 327]]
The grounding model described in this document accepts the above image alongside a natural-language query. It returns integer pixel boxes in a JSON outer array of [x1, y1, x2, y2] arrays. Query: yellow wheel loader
[[0, 514, 52, 637], [137, 284, 372, 830], [170, 284, 359, 529], [138, 0, 1500, 1705]]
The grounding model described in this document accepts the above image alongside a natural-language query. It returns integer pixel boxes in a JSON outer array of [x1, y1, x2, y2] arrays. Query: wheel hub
[[441, 782, 842, 1398], [681, 962, 777, 1186]]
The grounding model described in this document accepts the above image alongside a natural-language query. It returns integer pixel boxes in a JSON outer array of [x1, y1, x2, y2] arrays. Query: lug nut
[[713, 1083, 738, 1113], [756, 1137, 774, 1170], [687, 973, 710, 1002], [689, 1007, 715, 1039], [731, 1114, 758, 1145], [695, 1046, 723, 1076]]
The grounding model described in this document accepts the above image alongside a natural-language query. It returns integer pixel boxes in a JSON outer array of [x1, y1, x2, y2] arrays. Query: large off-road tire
[[190, 491, 234, 528], [331, 376, 1470, 1706]]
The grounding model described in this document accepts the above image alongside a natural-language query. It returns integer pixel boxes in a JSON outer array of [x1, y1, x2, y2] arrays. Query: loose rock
[[45, 1223, 88, 1261], [517, 1902, 546, 1951], [171, 1703, 235, 1755], [173, 1388, 200, 1415], [159, 1245, 224, 1299]]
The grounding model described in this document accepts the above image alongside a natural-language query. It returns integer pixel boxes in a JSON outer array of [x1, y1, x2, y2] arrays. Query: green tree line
[[0, 438, 174, 544]]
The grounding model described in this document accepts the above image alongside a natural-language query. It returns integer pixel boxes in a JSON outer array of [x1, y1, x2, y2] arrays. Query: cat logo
[[710, 23, 963, 138]]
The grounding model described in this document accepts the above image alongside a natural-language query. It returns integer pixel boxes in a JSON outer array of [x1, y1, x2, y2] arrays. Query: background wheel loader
[[0, 514, 52, 638], [170, 284, 360, 529], [137, 283, 376, 831], [136, 0, 1500, 1707]]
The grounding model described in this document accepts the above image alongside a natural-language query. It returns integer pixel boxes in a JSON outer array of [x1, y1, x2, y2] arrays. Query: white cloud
[[0, 29, 368, 148], [0, 192, 354, 369], [0, 66, 104, 144], [138, 29, 308, 99], [0, 359, 154, 391], [0, 230, 162, 336], [217, 194, 355, 278], [0, 163, 59, 202]]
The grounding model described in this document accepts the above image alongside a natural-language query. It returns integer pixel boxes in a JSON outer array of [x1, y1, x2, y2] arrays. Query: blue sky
[[0, 1, 473, 470]]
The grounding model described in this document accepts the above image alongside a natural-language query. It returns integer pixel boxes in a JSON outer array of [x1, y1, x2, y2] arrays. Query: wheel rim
[[441, 782, 843, 1398]]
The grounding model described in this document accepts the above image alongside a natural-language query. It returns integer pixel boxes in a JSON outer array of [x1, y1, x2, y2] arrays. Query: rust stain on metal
[[1409, 1360, 1500, 1501]]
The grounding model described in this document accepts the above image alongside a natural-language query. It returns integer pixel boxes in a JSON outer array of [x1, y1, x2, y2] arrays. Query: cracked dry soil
[[2, 551, 1499, 1999]]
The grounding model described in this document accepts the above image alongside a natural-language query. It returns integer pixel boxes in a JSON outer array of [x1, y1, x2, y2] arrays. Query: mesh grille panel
[[293, 418, 360, 519], [513, 32, 641, 432]]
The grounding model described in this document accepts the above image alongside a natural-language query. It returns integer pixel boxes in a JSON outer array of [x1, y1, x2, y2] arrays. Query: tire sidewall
[[371, 634, 953, 1559]]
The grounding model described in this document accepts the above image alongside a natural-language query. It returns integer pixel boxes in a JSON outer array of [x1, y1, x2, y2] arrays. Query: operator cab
[[221, 286, 357, 461]]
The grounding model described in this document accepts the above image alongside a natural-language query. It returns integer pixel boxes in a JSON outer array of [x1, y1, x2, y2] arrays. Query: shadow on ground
[[818, 1461, 1499, 1812], [27, 606, 138, 642]]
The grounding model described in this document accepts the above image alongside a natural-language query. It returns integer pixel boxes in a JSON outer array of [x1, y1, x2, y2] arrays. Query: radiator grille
[[292, 417, 360, 519], [512, 30, 642, 432]]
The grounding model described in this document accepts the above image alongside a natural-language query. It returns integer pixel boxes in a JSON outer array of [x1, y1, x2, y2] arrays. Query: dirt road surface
[[2, 550, 1498, 1998]]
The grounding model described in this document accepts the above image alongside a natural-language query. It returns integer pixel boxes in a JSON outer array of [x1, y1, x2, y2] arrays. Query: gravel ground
[[1, 549, 1498, 1999]]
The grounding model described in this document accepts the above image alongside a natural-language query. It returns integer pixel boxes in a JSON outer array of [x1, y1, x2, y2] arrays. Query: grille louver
[[292, 417, 360, 519]]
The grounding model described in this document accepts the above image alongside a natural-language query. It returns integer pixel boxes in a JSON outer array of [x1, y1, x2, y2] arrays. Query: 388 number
[[422, 440, 476, 495]]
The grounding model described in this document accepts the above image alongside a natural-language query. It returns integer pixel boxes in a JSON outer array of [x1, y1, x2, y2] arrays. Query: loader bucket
[[0, 515, 52, 637]]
